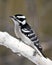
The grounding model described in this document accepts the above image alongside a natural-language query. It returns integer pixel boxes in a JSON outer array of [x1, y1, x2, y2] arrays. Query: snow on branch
[[0, 31, 52, 65]]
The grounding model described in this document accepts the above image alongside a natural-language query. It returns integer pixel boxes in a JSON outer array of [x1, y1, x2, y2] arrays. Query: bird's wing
[[21, 25, 39, 43], [21, 24, 45, 56], [21, 25, 42, 49]]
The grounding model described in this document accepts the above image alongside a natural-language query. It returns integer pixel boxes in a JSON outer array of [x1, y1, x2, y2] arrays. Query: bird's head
[[10, 14, 26, 26]]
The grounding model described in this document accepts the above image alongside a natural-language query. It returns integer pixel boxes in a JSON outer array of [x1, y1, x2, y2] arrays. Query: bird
[[10, 14, 45, 57]]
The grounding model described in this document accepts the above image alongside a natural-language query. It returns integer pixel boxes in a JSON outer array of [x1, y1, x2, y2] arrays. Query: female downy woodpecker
[[10, 14, 45, 56]]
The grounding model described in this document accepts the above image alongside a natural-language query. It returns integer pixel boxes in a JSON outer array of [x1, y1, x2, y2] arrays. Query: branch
[[0, 31, 52, 65]]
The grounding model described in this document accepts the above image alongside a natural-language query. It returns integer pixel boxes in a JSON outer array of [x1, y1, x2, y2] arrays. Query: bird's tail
[[31, 44, 46, 57]]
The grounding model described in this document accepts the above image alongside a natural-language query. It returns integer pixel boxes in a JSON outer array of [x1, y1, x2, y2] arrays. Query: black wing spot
[[31, 37, 37, 41], [34, 43, 42, 51], [28, 33, 35, 38]]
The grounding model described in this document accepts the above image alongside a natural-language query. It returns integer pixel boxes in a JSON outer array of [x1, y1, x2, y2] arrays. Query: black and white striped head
[[10, 14, 26, 26]]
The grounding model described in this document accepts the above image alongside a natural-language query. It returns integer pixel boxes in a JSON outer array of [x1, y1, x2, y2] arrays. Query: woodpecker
[[10, 14, 45, 56]]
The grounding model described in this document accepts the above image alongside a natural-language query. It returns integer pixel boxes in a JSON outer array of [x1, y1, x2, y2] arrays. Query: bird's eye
[[19, 18, 26, 22]]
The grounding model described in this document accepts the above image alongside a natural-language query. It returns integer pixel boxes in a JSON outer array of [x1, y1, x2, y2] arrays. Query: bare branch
[[0, 31, 52, 65]]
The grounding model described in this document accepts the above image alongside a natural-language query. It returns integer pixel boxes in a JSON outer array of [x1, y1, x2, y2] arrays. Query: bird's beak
[[9, 16, 16, 23], [9, 16, 17, 21], [9, 16, 20, 25], [9, 16, 19, 25], [9, 16, 14, 19], [9, 16, 14, 24]]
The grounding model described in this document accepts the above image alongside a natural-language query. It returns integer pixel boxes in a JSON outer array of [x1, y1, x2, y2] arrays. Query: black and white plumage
[[10, 14, 44, 56]]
